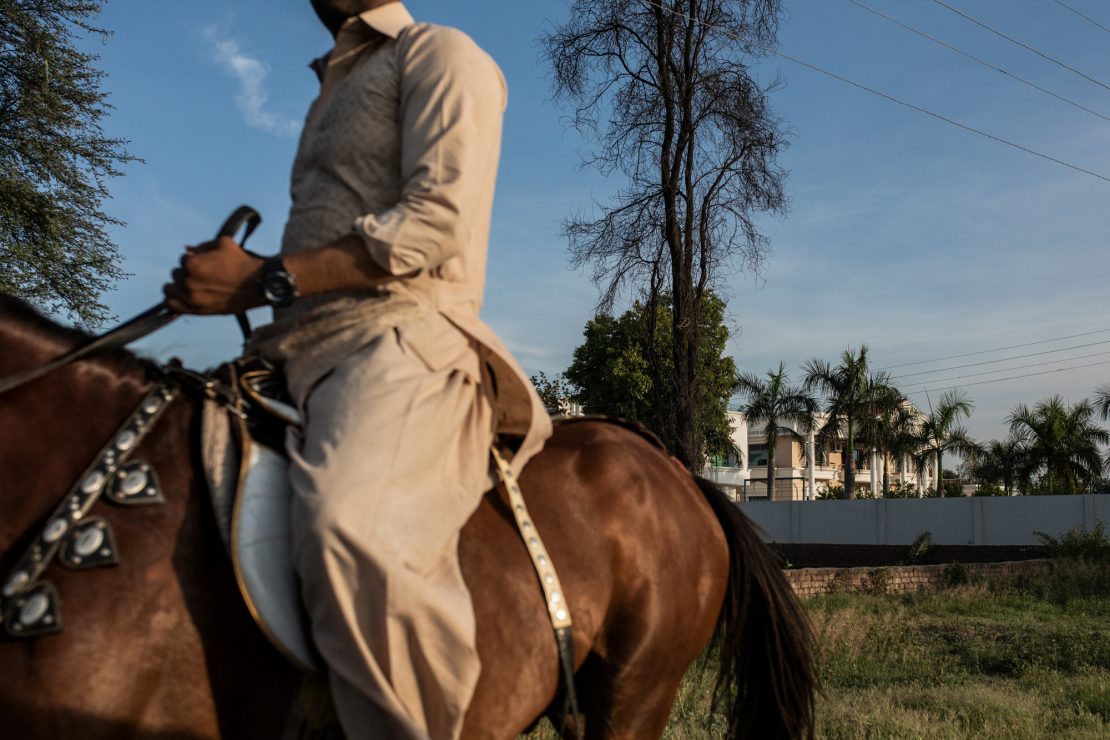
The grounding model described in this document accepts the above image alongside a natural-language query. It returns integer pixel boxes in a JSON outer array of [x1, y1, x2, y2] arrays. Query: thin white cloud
[[203, 28, 300, 137]]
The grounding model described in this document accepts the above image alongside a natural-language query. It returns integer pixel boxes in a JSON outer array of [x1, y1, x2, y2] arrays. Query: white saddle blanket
[[200, 401, 321, 673]]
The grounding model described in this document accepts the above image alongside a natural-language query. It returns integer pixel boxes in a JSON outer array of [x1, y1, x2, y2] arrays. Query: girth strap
[[490, 447, 582, 737]]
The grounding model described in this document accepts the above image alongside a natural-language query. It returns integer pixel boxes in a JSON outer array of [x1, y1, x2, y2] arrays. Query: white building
[[704, 411, 937, 501]]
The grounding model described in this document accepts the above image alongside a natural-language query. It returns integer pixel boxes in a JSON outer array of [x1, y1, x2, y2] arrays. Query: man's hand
[[163, 237, 266, 315]]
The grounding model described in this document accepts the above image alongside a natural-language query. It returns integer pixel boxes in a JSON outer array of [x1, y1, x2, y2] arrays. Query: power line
[[890, 340, 1110, 379], [877, 328, 1110, 370], [893, 349, 1110, 383], [931, 0, 1110, 93], [1053, 0, 1110, 36], [847, 0, 1110, 123], [903, 358, 1110, 396], [638, 0, 1110, 185]]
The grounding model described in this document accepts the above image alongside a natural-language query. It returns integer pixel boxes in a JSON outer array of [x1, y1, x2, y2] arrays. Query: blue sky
[[73, 0, 1109, 443]]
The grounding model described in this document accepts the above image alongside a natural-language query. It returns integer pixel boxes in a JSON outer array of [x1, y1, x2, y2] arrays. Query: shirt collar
[[309, 2, 416, 81], [355, 1, 415, 40]]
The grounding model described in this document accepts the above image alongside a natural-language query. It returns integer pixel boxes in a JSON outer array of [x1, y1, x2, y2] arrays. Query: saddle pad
[[200, 402, 320, 673]]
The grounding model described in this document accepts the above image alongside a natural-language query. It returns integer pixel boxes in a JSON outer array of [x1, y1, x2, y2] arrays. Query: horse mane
[[0, 294, 158, 380]]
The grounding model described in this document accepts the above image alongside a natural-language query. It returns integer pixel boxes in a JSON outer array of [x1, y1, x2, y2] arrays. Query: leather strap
[[490, 447, 582, 736]]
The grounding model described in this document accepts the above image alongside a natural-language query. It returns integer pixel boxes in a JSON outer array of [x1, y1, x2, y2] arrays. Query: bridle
[[0, 206, 263, 397]]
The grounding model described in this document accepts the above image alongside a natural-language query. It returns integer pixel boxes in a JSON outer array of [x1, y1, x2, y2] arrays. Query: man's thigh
[[288, 322, 494, 574]]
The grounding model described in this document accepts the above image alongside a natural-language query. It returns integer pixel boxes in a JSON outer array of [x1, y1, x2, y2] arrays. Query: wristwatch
[[259, 256, 299, 308]]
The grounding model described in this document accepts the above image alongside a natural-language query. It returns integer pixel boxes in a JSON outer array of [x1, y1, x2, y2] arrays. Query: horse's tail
[[694, 477, 818, 740]]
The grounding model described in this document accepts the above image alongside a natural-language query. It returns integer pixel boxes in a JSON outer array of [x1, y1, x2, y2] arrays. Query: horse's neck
[[0, 329, 157, 549]]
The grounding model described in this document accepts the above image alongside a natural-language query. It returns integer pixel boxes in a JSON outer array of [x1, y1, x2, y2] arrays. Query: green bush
[[906, 531, 934, 565], [1035, 522, 1110, 561], [944, 561, 970, 588], [975, 482, 1006, 497]]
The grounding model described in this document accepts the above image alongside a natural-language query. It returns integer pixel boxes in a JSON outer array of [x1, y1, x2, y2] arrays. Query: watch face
[[263, 271, 296, 307]]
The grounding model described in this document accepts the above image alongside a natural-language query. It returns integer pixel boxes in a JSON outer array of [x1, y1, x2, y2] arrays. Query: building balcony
[[703, 466, 749, 487]]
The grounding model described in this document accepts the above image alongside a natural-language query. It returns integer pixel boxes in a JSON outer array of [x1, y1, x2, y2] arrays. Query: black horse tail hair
[[694, 476, 818, 740]]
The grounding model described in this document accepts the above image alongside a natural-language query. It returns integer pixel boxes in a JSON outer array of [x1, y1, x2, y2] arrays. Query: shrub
[[943, 561, 970, 588], [1035, 522, 1110, 561], [975, 482, 1006, 497], [866, 567, 892, 595], [906, 532, 934, 565]]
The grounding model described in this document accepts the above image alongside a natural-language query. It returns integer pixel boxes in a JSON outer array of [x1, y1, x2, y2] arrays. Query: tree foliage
[[0, 0, 136, 326], [564, 291, 737, 463], [1008, 395, 1107, 494], [913, 389, 977, 498], [541, 0, 787, 466], [804, 345, 893, 498]]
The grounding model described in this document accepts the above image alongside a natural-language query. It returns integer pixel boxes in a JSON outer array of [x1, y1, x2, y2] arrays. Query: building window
[[749, 443, 769, 467]]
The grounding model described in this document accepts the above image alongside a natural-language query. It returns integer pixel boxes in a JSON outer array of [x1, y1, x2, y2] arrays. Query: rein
[[0, 206, 262, 397]]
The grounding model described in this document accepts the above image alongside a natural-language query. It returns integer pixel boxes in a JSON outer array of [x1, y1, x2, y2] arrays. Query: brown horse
[[0, 294, 815, 739]]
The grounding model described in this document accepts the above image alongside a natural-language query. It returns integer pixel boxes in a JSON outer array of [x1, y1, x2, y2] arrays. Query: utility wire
[[1054, 0, 1110, 36], [638, 0, 1110, 185], [931, 0, 1110, 93], [903, 358, 1110, 396], [889, 340, 1110, 379], [848, 0, 1110, 123], [877, 328, 1110, 370], [893, 349, 1110, 383]]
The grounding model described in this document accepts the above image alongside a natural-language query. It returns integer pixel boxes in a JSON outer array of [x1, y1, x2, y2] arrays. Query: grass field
[[525, 560, 1110, 739]]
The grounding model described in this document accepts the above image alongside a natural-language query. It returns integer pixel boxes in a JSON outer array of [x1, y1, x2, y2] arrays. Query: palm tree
[[968, 435, 1027, 496], [867, 396, 919, 496], [735, 363, 818, 500], [1008, 396, 1108, 494], [804, 346, 883, 499], [1095, 384, 1110, 421], [913, 389, 977, 497]]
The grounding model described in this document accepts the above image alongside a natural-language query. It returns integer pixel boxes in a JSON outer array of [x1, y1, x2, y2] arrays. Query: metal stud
[[522, 521, 533, 530], [143, 397, 162, 414], [3, 571, 29, 597], [43, 518, 68, 543], [544, 574, 555, 585], [19, 593, 49, 626], [528, 538, 539, 548], [550, 591, 562, 604], [115, 429, 138, 452], [119, 469, 149, 496], [73, 526, 105, 558], [555, 609, 568, 622], [81, 470, 107, 494]]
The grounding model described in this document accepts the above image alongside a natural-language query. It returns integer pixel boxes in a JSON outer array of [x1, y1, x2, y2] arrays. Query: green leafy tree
[[804, 345, 888, 498], [913, 389, 977, 498], [1008, 396, 1107, 494], [968, 435, 1027, 496], [858, 384, 916, 496], [541, 0, 787, 467], [565, 291, 737, 464], [735, 362, 817, 500], [1, 0, 136, 326], [529, 371, 575, 414], [1095, 384, 1110, 421]]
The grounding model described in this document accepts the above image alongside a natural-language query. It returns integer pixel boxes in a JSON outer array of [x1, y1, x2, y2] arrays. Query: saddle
[[198, 360, 578, 677]]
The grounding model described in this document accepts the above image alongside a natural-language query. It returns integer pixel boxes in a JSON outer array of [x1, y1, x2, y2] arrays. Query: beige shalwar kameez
[[247, 4, 552, 738]]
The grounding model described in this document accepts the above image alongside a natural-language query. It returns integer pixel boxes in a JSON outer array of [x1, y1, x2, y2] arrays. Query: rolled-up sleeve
[[355, 25, 507, 276]]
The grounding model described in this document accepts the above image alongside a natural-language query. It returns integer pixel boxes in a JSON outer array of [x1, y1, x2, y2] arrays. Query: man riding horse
[[164, 1, 548, 737]]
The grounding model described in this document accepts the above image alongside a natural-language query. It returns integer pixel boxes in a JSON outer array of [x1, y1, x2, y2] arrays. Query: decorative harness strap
[[490, 447, 582, 734], [0, 381, 178, 637]]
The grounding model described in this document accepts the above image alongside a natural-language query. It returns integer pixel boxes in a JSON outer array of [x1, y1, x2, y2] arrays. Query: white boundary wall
[[738, 495, 1109, 546]]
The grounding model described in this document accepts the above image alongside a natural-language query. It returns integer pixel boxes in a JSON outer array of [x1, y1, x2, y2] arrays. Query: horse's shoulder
[[550, 415, 669, 453]]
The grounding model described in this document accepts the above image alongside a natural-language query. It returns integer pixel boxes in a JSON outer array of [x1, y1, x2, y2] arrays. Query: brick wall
[[783, 559, 1052, 598]]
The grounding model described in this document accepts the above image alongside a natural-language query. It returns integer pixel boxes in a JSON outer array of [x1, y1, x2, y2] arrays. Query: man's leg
[[288, 324, 493, 740]]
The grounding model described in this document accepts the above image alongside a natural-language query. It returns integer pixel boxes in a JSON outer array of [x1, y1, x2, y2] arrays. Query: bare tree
[[541, 0, 788, 466]]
